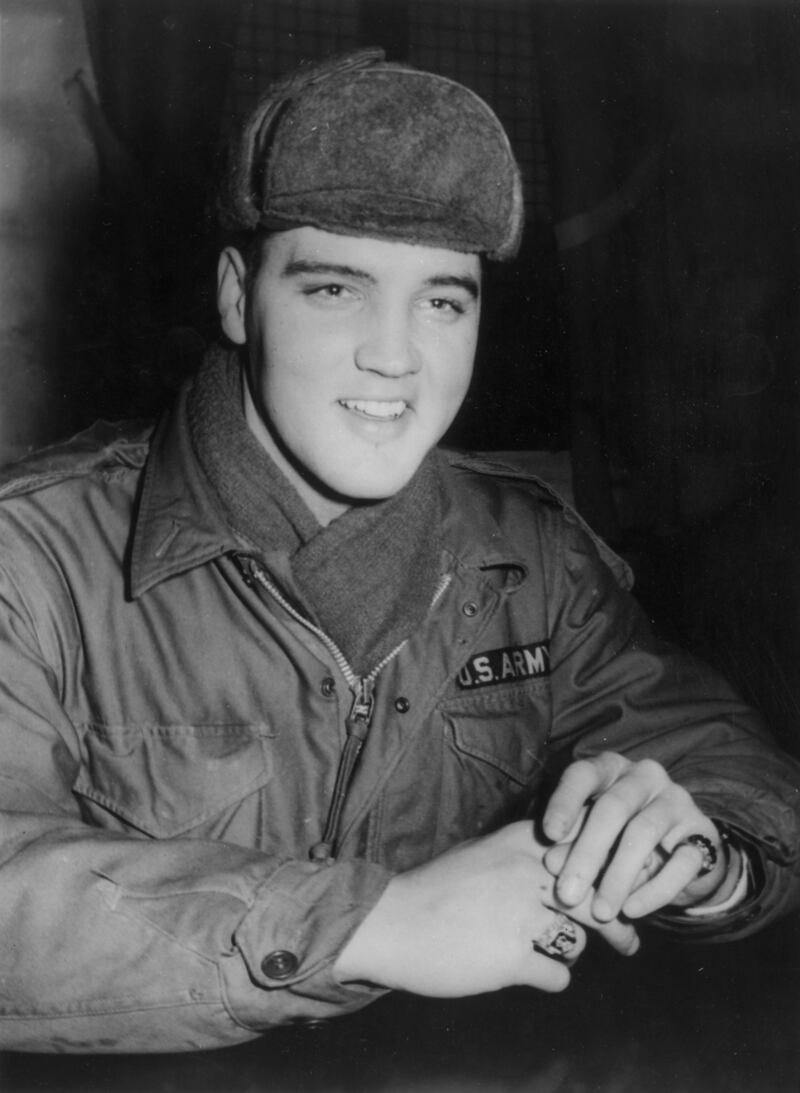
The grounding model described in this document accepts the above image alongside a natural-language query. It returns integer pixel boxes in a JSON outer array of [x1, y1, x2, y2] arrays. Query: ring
[[532, 914, 580, 960], [674, 833, 718, 876]]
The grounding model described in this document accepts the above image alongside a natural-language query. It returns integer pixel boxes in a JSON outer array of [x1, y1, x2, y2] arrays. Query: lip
[[339, 398, 408, 421]]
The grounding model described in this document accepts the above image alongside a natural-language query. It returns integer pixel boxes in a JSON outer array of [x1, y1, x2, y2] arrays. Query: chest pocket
[[73, 721, 274, 838], [435, 678, 551, 846]]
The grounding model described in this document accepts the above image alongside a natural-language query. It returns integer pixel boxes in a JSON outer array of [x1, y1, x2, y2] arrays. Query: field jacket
[[0, 380, 797, 1053]]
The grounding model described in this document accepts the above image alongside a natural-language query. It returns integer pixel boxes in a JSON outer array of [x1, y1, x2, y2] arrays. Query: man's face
[[224, 226, 480, 521]]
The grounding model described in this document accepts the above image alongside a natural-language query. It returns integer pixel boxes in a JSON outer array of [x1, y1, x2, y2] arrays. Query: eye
[[420, 296, 469, 320], [302, 282, 358, 306]]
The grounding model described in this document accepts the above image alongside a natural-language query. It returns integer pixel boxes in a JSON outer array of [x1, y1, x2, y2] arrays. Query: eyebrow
[[426, 274, 481, 301], [282, 260, 480, 300]]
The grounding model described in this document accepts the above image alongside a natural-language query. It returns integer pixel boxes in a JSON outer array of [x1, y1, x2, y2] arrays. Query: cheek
[[250, 298, 313, 370], [434, 336, 476, 406], [260, 367, 308, 435], [250, 322, 313, 408]]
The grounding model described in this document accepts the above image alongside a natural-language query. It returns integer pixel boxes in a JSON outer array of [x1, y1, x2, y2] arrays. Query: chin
[[337, 484, 404, 504], [327, 472, 412, 504], [317, 449, 429, 504]]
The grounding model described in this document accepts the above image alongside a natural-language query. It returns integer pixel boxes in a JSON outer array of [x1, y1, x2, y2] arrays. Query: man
[[0, 49, 796, 1053]]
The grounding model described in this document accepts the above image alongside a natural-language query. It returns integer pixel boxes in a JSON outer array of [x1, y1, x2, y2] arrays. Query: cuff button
[[261, 950, 299, 980]]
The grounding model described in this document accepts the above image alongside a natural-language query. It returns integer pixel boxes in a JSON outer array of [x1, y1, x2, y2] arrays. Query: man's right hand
[[334, 821, 640, 997]]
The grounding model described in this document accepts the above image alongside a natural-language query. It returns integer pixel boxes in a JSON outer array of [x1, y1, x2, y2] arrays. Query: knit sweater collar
[[187, 345, 445, 676]]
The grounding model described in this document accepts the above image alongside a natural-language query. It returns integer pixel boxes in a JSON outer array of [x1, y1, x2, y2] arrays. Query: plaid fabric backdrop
[[225, 0, 551, 224]]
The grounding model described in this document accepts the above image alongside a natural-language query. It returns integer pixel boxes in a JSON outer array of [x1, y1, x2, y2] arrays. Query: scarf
[[187, 346, 444, 676]]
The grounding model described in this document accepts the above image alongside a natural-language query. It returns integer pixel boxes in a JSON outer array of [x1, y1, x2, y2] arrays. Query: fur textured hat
[[218, 49, 524, 261]]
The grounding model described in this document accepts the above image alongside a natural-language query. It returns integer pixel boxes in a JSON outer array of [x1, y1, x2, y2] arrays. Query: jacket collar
[[128, 383, 241, 598], [128, 381, 569, 599]]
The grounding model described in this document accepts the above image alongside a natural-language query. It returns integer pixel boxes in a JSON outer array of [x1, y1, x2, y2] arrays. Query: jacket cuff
[[225, 857, 393, 1027], [647, 821, 789, 940], [681, 845, 751, 917]]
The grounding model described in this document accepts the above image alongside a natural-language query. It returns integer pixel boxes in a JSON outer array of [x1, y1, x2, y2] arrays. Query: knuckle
[[599, 751, 630, 774], [565, 757, 596, 782], [495, 824, 521, 852], [508, 851, 544, 886], [493, 821, 532, 852], [627, 811, 663, 843], [636, 758, 668, 785], [598, 787, 634, 817], [667, 783, 694, 813], [589, 791, 634, 834]]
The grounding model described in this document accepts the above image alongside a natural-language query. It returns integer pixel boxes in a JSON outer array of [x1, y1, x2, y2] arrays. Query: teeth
[[341, 399, 406, 420]]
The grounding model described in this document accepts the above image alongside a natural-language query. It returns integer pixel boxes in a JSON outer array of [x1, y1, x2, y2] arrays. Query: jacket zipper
[[237, 554, 452, 862]]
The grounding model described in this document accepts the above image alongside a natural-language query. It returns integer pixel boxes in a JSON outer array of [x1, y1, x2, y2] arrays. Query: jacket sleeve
[[544, 507, 800, 939], [0, 562, 391, 1053]]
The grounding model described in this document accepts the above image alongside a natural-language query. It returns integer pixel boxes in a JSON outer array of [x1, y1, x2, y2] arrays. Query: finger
[[545, 838, 654, 896], [590, 800, 677, 920], [542, 753, 630, 841], [592, 915, 640, 957], [631, 848, 666, 891], [531, 912, 587, 965], [525, 953, 572, 992], [543, 841, 570, 877], [594, 789, 717, 918], [554, 775, 657, 906], [524, 910, 580, 992], [543, 818, 589, 878], [556, 893, 641, 957], [622, 842, 715, 918]]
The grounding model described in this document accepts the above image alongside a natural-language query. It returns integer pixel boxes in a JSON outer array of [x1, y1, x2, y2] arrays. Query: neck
[[187, 344, 446, 675]]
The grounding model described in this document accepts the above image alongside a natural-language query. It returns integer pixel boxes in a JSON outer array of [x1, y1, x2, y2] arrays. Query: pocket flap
[[449, 710, 545, 785], [74, 722, 273, 837]]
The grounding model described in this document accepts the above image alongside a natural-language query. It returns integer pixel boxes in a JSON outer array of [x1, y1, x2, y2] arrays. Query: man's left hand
[[541, 752, 727, 920]]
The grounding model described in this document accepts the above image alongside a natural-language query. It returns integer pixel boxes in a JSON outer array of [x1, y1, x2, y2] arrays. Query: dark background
[[1, 1, 799, 1090]]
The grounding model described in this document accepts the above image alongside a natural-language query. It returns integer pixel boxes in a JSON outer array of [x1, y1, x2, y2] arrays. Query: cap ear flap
[[217, 247, 248, 345], [492, 163, 525, 261], [217, 48, 385, 232]]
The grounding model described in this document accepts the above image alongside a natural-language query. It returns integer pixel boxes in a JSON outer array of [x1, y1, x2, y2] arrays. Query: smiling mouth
[[339, 399, 407, 420]]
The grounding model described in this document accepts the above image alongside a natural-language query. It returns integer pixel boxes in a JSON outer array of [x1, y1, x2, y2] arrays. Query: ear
[[217, 247, 248, 345]]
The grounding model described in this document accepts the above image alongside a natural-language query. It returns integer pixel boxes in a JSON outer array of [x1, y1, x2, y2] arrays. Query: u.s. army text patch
[[456, 642, 550, 690]]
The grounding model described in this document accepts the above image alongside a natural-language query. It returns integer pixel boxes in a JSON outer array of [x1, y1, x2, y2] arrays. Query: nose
[[354, 304, 420, 377]]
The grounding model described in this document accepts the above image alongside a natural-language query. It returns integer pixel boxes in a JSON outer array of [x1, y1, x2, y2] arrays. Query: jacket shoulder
[[0, 420, 154, 502], [444, 449, 633, 591], [445, 449, 573, 509]]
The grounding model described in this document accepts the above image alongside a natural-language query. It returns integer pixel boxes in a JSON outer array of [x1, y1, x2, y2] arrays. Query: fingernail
[[545, 814, 567, 841], [592, 897, 613, 921], [627, 935, 641, 956], [558, 876, 582, 904]]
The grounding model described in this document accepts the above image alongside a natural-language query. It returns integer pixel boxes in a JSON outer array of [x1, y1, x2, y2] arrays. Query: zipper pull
[[233, 552, 258, 586], [346, 678, 375, 741]]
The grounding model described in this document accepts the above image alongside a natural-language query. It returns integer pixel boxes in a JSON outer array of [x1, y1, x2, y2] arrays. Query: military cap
[[218, 48, 524, 261]]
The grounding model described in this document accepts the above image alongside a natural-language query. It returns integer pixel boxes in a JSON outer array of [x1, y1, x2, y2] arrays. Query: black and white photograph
[[0, 2, 798, 1090]]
